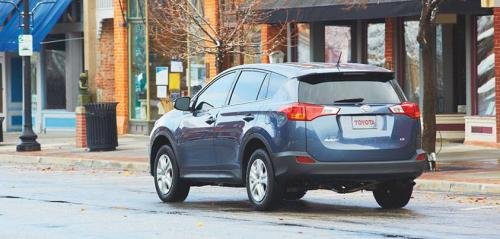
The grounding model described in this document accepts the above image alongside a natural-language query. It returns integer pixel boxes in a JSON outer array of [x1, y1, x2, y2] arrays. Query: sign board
[[155, 66, 169, 85], [157, 85, 167, 98], [171, 61, 183, 73], [481, 0, 500, 7], [18, 35, 33, 56], [169, 73, 181, 91]]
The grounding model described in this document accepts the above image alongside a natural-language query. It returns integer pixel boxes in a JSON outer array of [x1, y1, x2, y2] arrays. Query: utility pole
[[17, 0, 40, 151]]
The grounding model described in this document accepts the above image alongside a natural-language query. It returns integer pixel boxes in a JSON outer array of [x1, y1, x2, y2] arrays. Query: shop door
[[7, 57, 23, 131]]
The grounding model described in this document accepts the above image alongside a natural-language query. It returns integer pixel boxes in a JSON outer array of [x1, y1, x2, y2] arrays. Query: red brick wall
[[95, 19, 115, 102], [495, 8, 500, 144], [204, 0, 220, 82], [384, 18, 395, 71], [260, 24, 287, 63], [75, 107, 87, 148], [113, 0, 129, 134]]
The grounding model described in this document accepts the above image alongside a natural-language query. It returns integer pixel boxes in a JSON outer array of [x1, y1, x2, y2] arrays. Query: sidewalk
[[0, 132, 499, 195]]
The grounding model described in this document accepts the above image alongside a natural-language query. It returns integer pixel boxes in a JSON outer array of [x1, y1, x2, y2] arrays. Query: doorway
[[6, 55, 23, 131]]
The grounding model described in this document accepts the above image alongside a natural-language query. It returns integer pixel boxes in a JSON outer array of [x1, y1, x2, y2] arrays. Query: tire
[[373, 182, 413, 209], [246, 149, 283, 211], [153, 145, 190, 202], [283, 191, 307, 200]]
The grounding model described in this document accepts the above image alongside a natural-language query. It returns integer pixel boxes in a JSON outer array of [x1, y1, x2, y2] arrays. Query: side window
[[229, 71, 267, 105], [265, 73, 288, 99], [196, 72, 236, 110]]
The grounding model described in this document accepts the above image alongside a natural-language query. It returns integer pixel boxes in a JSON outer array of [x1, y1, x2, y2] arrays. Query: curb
[[1, 154, 499, 195], [0, 154, 149, 172], [415, 179, 500, 195]]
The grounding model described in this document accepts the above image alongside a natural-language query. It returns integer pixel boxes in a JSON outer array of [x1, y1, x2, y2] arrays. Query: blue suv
[[149, 63, 429, 211]]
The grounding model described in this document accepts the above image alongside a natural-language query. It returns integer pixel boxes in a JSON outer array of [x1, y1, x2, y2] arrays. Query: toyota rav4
[[149, 63, 429, 211]]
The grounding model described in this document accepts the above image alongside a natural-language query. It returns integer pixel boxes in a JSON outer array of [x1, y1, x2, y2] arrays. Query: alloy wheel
[[156, 154, 174, 195], [249, 158, 268, 202]]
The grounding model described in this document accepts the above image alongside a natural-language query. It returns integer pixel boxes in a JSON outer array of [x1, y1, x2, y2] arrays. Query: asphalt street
[[0, 164, 499, 239]]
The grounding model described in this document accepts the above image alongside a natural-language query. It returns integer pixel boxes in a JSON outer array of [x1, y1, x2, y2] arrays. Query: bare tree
[[417, 0, 444, 161], [148, 0, 287, 74]]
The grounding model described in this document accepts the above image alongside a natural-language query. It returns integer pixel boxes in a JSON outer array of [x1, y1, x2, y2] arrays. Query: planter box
[[436, 114, 465, 141], [464, 116, 497, 146]]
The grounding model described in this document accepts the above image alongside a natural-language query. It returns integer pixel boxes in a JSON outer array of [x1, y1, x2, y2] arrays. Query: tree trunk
[[215, 51, 224, 74], [420, 31, 437, 154]]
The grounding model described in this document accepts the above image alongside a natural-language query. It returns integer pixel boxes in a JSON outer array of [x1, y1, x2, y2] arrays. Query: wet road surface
[[0, 165, 499, 239]]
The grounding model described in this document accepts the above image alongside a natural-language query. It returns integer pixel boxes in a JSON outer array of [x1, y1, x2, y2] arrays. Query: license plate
[[352, 116, 377, 129]]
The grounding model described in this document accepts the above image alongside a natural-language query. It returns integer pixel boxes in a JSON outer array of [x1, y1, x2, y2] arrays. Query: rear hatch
[[298, 72, 420, 162]]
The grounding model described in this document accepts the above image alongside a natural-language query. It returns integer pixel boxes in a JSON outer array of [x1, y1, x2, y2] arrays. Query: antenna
[[336, 51, 343, 68]]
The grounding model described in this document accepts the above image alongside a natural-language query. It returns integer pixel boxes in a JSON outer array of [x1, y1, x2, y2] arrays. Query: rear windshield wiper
[[334, 98, 365, 103]]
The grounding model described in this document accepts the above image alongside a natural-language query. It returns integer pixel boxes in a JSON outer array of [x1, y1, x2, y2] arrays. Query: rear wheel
[[373, 182, 413, 209], [246, 149, 283, 211], [154, 145, 190, 202], [283, 191, 307, 201]]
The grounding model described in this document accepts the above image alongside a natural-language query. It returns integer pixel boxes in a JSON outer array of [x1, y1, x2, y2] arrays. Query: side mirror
[[174, 97, 191, 111]]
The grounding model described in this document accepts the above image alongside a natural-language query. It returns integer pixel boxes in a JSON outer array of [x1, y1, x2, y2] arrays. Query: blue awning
[[0, 0, 72, 52], [0, 0, 20, 25]]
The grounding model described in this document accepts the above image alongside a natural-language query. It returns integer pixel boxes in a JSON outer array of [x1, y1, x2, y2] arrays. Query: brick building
[[83, 0, 500, 147]]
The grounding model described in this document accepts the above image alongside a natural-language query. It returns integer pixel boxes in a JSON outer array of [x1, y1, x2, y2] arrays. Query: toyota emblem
[[360, 105, 371, 113]]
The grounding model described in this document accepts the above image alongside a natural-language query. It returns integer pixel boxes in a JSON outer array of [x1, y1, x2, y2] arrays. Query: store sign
[[481, 0, 500, 7], [171, 61, 183, 73], [169, 73, 181, 91], [18, 34, 33, 56], [155, 66, 169, 85], [157, 85, 167, 98]]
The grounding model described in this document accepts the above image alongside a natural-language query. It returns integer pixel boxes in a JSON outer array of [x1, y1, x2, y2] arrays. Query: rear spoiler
[[298, 72, 395, 84]]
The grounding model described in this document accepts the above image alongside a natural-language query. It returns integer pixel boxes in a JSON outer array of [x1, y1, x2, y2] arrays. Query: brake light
[[389, 102, 420, 119], [280, 103, 340, 121], [416, 153, 426, 161]]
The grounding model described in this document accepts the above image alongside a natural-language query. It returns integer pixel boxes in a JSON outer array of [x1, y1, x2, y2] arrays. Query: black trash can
[[0, 116, 4, 142], [84, 103, 118, 151]]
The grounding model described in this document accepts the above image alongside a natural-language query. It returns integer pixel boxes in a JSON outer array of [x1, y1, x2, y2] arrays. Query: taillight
[[279, 103, 340, 121], [416, 153, 426, 161], [389, 102, 420, 119]]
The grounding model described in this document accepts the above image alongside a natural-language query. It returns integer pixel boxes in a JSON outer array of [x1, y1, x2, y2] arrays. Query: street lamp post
[[17, 0, 40, 151]]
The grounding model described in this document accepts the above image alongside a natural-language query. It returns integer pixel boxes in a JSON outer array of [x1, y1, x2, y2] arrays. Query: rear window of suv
[[299, 73, 402, 105]]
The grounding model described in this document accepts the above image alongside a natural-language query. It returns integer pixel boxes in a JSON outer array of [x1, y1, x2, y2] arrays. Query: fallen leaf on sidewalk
[[196, 222, 204, 228], [41, 167, 52, 172]]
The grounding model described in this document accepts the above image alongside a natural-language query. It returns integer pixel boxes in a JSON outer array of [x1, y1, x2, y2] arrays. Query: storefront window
[[189, 54, 206, 97], [129, 0, 145, 19], [43, 35, 66, 110], [476, 15, 496, 116], [435, 25, 445, 113], [130, 22, 147, 120], [297, 23, 310, 63], [404, 21, 421, 104], [367, 23, 385, 67], [325, 25, 351, 63]]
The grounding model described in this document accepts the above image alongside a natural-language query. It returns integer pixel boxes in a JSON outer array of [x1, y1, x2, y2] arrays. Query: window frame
[[228, 69, 269, 106], [192, 70, 239, 111]]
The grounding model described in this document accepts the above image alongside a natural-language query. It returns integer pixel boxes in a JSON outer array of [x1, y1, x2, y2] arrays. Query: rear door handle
[[243, 114, 255, 122], [205, 116, 216, 125]]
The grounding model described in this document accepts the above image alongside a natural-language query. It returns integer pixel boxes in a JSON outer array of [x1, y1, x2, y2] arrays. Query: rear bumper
[[272, 151, 428, 184]]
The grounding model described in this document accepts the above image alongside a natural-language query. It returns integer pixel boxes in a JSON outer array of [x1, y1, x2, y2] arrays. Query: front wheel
[[373, 182, 413, 209], [154, 145, 190, 202], [246, 149, 283, 211]]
